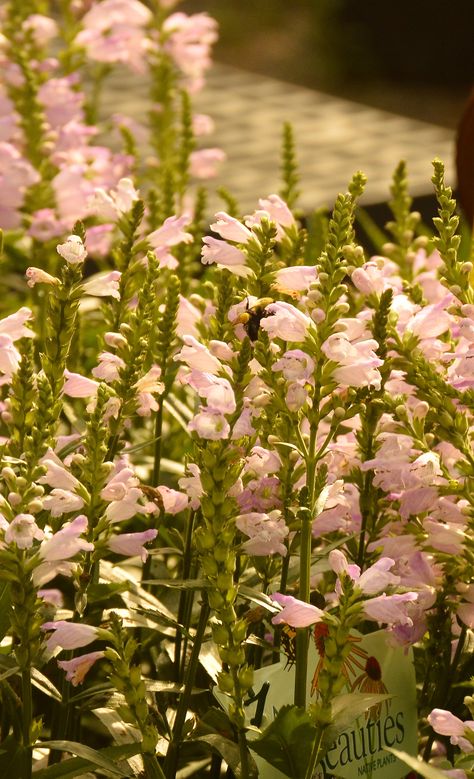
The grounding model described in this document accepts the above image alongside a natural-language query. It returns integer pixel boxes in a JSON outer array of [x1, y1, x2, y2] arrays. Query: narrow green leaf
[[34, 743, 142, 778], [196, 734, 258, 779], [37, 740, 135, 777], [386, 747, 448, 779], [0, 584, 11, 643], [31, 669, 61, 701]]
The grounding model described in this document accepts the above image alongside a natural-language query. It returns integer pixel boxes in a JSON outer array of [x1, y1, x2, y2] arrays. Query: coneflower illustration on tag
[[227, 628, 417, 779]]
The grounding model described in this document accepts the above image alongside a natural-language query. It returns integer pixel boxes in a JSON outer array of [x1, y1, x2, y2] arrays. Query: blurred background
[[182, 0, 473, 129]]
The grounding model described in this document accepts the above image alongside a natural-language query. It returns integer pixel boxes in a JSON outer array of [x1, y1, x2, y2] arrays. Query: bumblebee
[[237, 297, 274, 342]]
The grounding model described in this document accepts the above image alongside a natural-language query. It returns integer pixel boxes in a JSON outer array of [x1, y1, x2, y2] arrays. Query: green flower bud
[[218, 671, 234, 693], [212, 624, 229, 645], [217, 572, 234, 591], [194, 527, 215, 551], [208, 590, 225, 610], [201, 557, 218, 577]]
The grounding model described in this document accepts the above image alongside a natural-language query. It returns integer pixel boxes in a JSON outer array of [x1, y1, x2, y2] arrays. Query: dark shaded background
[[182, 0, 474, 130]]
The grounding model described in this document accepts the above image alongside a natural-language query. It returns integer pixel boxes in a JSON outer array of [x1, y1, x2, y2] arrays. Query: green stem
[[152, 404, 163, 486], [163, 598, 210, 778], [143, 753, 167, 779], [21, 668, 32, 779], [294, 425, 317, 708], [174, 509, 196, 680], [304, 725, 327, 779]]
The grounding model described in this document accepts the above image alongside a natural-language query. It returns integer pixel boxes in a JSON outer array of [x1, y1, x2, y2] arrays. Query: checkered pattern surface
[[103, 63, 455, 212]]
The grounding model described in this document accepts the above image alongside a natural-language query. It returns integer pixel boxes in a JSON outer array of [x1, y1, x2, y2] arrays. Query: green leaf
[[250, 704, 317, 778], [196, 734, 258, 779], [0, 665, 19, 682], [37, 740, 135, 777], [31, 669, 61, 701], [386, 747, 448, 779], [34, 743, 143, 778], [0, 583, 11, 643], [0, 736, 25, 775]]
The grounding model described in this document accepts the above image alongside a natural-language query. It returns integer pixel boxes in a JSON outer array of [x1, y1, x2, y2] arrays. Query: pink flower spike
[[58, 650, 104, 686], [107, 529, 157, 561], [42, 621, 98, 652], [271, 593, 324, 628], [57, 234, 87, 264], [63, 370, 99, 398]]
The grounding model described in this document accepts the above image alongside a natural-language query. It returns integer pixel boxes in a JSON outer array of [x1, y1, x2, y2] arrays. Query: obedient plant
[[0, 1, 473, 778]]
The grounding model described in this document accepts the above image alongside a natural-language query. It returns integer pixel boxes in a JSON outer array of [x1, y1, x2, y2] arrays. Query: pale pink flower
[[174, 335, 222, 374], [24, 14, 58, 46], [321, 333, 383, 389], [183, 371, 236, 414], [210, 212, 252, 243], [177, 296, 201, 338], [39, 515, 93, 561], [156, 486, 189, 515], [101, 466, 139, 502], [42, 490, 85, 518], [0, 336, 21, 382], [428, 709, 474, 753], [33, 561, 75, 588], [79, 0, 152, 29], [92, 351, 125, 382], [178, 464, 203, 509], [272, 349, 314, 382], [38, 589, 64, 607], [38, 78, 84, 129], [424, 519, 465, 555], [188, 409, 230, 439], [42, 620, 98, 652], [192, 113, 214, 136], [190, 148, 226, 178], [406, 295, 453, 339], [245, 446, 281, 477], [260, 301, 312, 342], [201, 236, 250, 277], [108, 529, 157, 560], [236, 510, 288, 556], [163, 12, 218, 91], [58, 650, 104, 686], [4, 514, 44, 549], [86, 223, 114, 257], [209, 340, 235, 361], [39, 451, 81, 491], [275, 265, 318, 291], [63, 370, 99, 398], [26, 267, 60, 288], [76, 25, 149, 72], [134, 365, 164, 395], [148, 214, 193, 249], [57, 234, 87, 264], [271, 593, 324, 628], [257, 194, 294, 228], [83, 271, 121, 299], [351, 258, 397, 295], [285, 382, 308, 411], [363, 592, 418, 626], [231, 406, 256, 438], [28, 209, 66, 241], [105, 487, 144, 522], [88, 178, 139, 219], [0, 307, 34, 340]]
